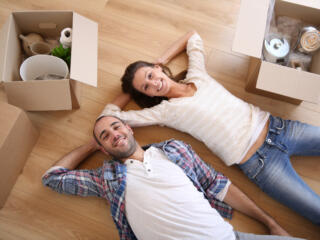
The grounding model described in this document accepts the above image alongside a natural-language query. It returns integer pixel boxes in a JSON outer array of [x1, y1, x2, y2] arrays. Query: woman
[[100, 31, 320, 225]]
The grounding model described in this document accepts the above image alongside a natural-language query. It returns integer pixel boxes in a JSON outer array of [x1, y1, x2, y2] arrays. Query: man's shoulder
[[101, 160, 126, 180]]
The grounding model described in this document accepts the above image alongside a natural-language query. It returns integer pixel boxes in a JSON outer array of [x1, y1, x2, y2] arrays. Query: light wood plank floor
[[0, 0, 319, 239]]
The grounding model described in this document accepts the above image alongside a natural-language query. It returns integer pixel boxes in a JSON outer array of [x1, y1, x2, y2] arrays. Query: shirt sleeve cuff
[[186, 32, 203, 54], [215, 180, 231, 201], [42, 166, 67, 178]]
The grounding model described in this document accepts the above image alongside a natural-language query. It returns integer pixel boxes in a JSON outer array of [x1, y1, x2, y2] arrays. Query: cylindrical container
[[20, 55, 69, 81], [263, 34, 290, 65], [30, 42, 51, 55], [297, 26, 320, 54]]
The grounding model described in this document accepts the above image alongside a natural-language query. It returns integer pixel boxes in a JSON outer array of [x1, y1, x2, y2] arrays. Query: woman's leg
[[234, 231, 304, 240], [283, 119, 320, 156], [239, 116, 320, 225], [259, 154, 320, 225]]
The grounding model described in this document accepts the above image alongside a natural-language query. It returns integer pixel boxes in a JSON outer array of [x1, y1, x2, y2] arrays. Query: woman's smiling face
[[132, 65, 174, 97]]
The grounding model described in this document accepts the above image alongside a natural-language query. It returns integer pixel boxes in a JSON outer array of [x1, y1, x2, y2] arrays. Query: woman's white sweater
[[101, 33, 269, 166]]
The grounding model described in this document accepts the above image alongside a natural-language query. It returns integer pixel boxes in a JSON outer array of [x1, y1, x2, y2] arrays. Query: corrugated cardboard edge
[[0, 103, 39, 208]]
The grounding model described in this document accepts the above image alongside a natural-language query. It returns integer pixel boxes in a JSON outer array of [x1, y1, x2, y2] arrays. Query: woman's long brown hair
[[121, 61, 187, 108]]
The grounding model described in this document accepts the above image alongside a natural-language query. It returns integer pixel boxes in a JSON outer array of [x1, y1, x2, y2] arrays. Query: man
[[42, 116, 303, 240]]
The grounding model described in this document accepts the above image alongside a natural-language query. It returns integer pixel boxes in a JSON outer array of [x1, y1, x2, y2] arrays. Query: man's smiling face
[[94, 116, 137, 160]]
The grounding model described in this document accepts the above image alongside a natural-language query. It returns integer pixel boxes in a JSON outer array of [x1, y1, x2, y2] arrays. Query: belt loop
[[274, 118, 285, 134], [269, 117, 284, 135], [275, 118, 285, 130]]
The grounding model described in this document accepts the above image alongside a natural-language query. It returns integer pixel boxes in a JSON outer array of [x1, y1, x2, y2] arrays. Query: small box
[[0, 11, 98, 111], [233, 0, 320, 104], [0, 102, 39, 208]]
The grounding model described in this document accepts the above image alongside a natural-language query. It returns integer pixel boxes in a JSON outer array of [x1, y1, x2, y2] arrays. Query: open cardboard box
[[0, 11, 98, 111], [233, 0, 320, 104], [0, 102, 39, 208]]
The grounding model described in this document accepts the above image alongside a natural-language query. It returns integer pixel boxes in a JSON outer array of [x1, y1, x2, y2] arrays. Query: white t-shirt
[[101, 33, 269, 166], [125, 147, 235, 240]]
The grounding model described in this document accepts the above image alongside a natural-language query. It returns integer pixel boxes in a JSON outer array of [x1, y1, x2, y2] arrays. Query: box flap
[[1, 13, 22, 84], [232, 0, 270, 58], [70, 13, 98, 87], [276, 1, 320, 24], [0, 15, 11, 83], [281, 0, 320, 9], [4, 79, 72, 111], [257, 62, 320, 103], [0, 14, 21, 84], [0, 102, 39, 208]]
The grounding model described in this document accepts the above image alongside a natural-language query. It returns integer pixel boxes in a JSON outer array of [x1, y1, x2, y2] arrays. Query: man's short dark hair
[[93, 115, 126, 146]]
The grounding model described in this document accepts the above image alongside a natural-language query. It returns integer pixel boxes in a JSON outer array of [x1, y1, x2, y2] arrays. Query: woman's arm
[[223, 184, 290, 236], [155, 30, 196, 65], [100, 96, 167, 127]]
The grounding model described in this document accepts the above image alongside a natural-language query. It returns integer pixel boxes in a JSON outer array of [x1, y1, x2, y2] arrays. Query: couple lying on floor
[[43, 31, 320, 240]]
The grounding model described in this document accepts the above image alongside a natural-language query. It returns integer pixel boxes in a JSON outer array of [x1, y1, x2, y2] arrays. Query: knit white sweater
[[101, 33, 269, 166]]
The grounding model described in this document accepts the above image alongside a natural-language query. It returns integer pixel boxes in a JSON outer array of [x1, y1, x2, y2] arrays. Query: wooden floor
[[0, 0, 320, 239]]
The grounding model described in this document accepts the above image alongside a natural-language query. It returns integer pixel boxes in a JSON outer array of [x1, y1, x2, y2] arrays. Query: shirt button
[[267, 138, 272, 144], [130, 160, 133, 164], [147, 169, 151, 172]]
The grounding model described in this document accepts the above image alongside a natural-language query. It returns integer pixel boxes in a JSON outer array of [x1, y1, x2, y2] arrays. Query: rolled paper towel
[[60, 28, 72, 48]]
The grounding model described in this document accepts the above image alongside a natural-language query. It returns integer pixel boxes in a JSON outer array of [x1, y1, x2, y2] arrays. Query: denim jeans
[[234, 231, 305, 240], [239, 115, 320, 225]]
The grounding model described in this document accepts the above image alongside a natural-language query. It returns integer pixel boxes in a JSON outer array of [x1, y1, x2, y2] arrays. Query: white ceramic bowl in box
[[20, 55, 69, 81]]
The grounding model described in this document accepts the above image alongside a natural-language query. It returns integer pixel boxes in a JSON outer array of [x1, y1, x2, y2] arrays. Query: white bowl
[[20, 55, 69, 81]]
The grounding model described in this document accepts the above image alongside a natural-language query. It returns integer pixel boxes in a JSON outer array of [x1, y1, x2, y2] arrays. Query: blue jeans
[[235, 231, 304, 240], [234, 231, 303, 240], [239, 115, 320, 225]]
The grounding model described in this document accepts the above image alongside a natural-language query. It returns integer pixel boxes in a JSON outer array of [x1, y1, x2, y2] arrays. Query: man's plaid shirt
[[42, 139, 233, 240]]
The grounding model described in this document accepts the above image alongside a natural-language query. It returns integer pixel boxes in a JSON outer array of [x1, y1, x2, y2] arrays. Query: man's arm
[[42, 139, 105, 197], [181, 141, 289, 236], [223, 184, 290, 236], [51, 138, 99, 169], [155, 30, 196, 65]]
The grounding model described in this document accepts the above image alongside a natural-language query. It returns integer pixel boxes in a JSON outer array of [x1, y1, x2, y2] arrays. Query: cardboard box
[[0, 102, 39, 208], [0, 11, 98, 111], [233, 0, 320, 104]]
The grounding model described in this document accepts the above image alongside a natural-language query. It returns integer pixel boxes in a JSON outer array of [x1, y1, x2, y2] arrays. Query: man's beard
[[103, 134, 137, 160]]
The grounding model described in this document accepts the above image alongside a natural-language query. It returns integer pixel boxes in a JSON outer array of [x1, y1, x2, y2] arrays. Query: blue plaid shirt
[[42, 139, 233, 240]]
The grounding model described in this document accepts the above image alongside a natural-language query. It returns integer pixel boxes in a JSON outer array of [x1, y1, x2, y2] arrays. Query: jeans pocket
[[241, 157, 265, 183]]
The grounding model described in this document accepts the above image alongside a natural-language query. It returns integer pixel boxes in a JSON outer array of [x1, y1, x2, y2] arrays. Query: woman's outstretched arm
[[155, 30, 196, 65]]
